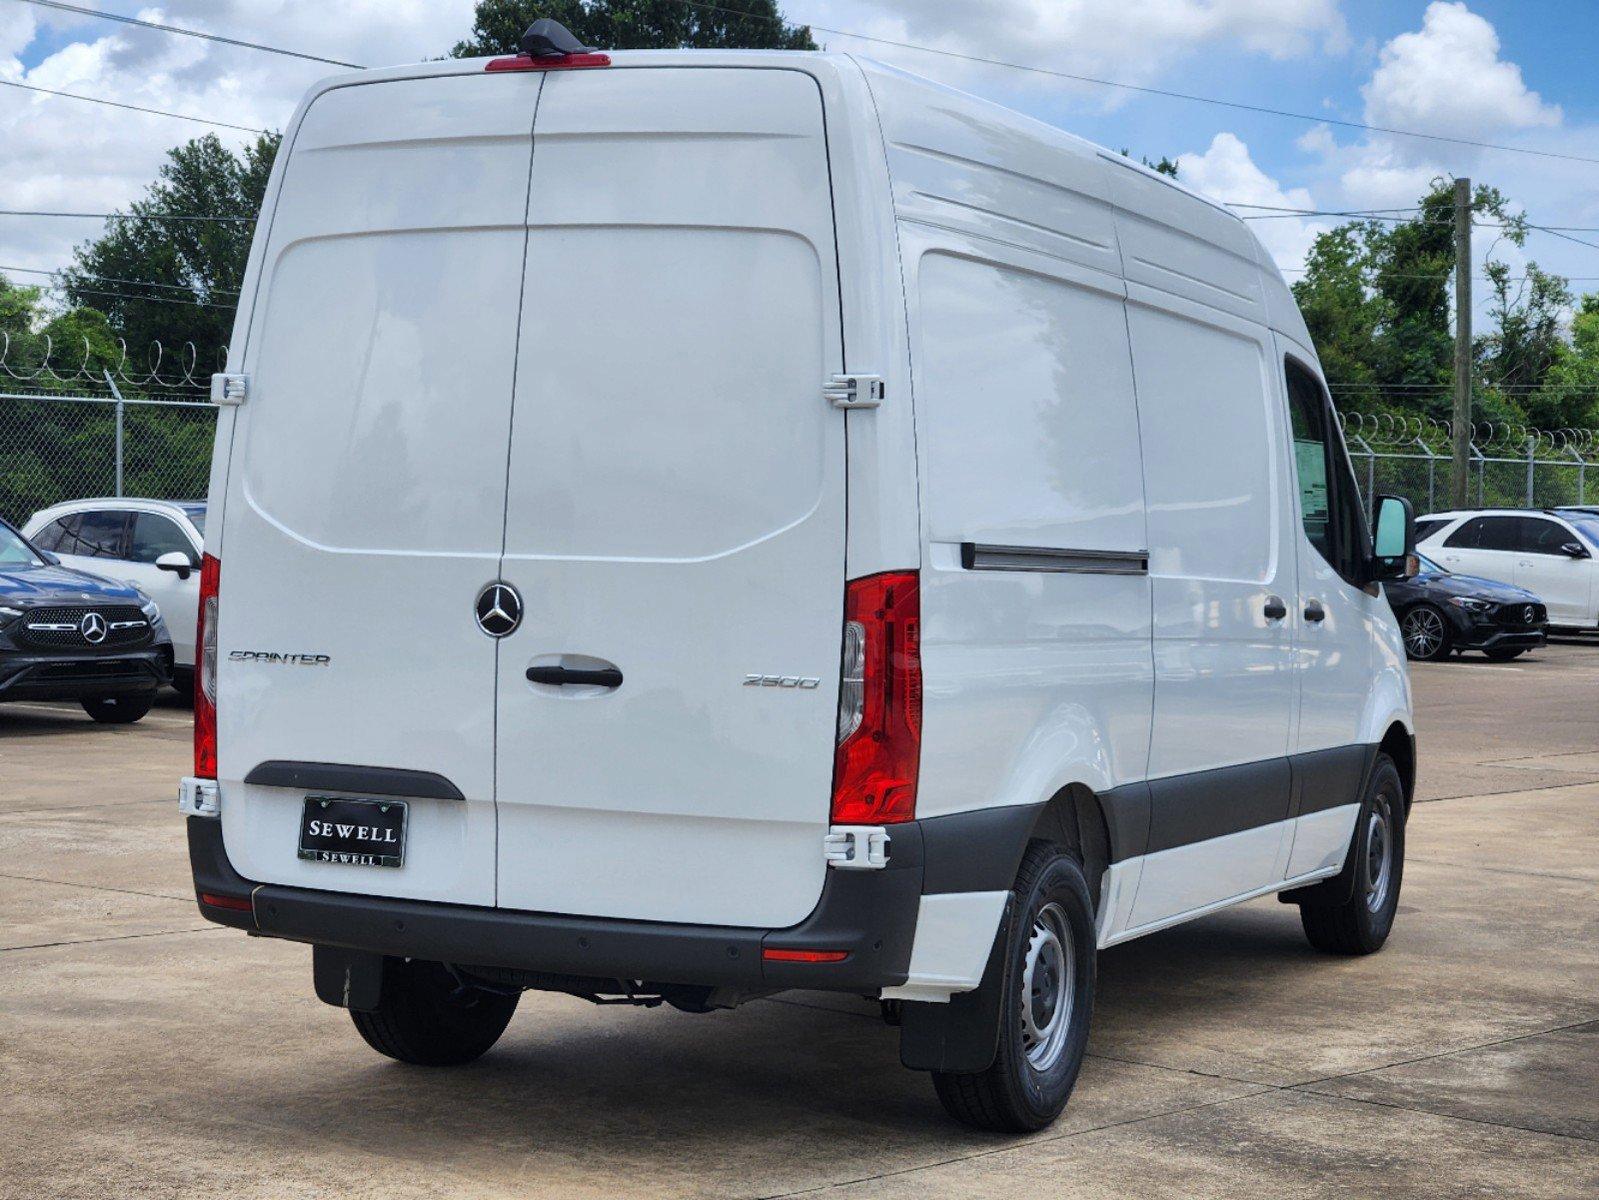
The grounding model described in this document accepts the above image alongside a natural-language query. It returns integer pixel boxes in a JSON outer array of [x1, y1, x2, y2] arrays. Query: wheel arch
[[1378, 721, 1416, 813]]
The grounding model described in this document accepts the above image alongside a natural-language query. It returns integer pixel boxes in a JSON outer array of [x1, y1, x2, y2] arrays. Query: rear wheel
[[1300, 755, 1406, 955], [932, 844, 1096, 1132], [350, 959, 519, 1066], [1483, 647, 1526, 662], [1400, 605, 1452, 661], [81, 692, 155, 724]]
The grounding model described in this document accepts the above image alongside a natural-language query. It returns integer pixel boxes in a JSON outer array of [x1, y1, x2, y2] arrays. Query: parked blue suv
[[0, 516, 172, 723]]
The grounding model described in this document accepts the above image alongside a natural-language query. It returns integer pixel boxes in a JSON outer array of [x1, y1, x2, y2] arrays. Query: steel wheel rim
[[1364, 794, 1394, 913], [1403, 609, 1444, 658], [1020, 901, 1075, 1072]]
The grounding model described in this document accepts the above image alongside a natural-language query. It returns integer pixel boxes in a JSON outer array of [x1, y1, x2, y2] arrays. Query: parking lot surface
[[2, 645, 1597, 1199]]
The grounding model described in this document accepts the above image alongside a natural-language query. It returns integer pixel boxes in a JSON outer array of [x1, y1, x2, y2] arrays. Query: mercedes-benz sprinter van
[[183, 27, 1419, 1132]]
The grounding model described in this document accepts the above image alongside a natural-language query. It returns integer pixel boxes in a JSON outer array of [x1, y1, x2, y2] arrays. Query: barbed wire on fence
[[0, 332, 223, 395], [1339, 411, 1599, 458]]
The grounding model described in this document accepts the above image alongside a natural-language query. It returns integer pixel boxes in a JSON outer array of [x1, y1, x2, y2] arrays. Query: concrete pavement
[[1, 646, 1596, 1198]]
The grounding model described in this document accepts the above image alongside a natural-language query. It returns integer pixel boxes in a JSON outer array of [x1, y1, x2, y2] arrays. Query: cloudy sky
[[3, 0, 1598, 306]]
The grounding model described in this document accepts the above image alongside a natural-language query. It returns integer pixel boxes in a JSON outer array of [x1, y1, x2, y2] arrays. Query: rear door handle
[[1304, 600, 1326, 623], [1264, 596, 1288, 620], [526, 666, 623, 688]]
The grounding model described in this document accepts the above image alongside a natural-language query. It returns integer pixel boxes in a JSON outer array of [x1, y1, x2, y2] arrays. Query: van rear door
[[493, 68, 846, 927], [216, 73, 542, 905]]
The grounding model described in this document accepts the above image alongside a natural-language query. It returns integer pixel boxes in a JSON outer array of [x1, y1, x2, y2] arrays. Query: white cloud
[[0, 3, 478, 289], [807, 0, 1348, 97], [1362, 1, 1559, 149], [1177, 132, 1325, 268]]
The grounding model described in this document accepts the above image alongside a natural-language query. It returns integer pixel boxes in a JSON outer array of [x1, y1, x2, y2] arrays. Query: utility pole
[[1450, 177, 1472, 508]]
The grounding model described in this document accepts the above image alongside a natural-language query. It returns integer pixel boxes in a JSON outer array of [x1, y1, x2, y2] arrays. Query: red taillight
[[194, 553, 220, 780], [199, 891, 251, 913], [762, 948, 849, 963], [830, 571, 921, 825], [485, 52, 611, 72]]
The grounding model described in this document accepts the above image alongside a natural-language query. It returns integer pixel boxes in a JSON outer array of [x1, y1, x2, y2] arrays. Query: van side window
[[1285, 359, 1368, 584]]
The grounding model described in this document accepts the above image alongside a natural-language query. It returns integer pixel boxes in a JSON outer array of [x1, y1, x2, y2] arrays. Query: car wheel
[[350, 959, 519, 1066], [170, 670, 195, 703], [932, 843, 1096, 1133], [81, 692, 156, 724], [1400, 605, 1452, 661], [1299, 755, 1406, 956], [1483, 647, 1525, 662]]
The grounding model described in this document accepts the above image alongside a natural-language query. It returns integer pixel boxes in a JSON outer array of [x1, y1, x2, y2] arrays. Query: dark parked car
[[1385, 553, 1547, 662], [0, 516, 172, 723]]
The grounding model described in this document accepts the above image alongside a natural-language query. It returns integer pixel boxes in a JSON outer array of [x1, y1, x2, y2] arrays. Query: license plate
[[298, 797, 407, 868]]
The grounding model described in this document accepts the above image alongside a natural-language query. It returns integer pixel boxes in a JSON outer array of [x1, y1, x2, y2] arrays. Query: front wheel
[[932, 844, 1096, 1132], [350, 959, 519, 1066], [81, 692, 155, 724], [1300, 755, 1406, 955], [1400, 605, 1452, 661]]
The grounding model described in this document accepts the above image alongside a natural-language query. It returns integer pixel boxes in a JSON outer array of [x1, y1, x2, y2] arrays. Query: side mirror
[[1561, 541, 1590, 560], [40, 550, 60, 566], [155, 550, 194, 580], [1369, 494, 1415, 583]]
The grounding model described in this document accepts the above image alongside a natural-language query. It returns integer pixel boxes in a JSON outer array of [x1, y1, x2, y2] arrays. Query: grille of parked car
[[16, 606, 151, 650], [1495, 603, 1546, 628]]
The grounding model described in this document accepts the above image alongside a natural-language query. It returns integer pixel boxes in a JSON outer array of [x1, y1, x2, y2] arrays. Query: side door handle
[[1264, 596, 1288, 621], [1304, 600, 1326, 623], [526, 666, 623, 688]]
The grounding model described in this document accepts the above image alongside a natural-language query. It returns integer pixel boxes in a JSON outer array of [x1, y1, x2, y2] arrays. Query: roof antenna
[[520, 19, 593, 58]]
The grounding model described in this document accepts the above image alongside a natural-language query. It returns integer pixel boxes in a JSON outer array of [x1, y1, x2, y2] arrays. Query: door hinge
[[210, 372, 248, 406], [824, 374, 885, 410], [824, 825, 890, 870]]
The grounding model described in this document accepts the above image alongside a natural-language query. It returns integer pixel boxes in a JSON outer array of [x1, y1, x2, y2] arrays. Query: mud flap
[[897, 896, 1013, 1073], [312, 945, 385, 1011]]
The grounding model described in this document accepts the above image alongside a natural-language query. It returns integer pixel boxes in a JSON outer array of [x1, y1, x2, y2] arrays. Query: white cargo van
[[182, 24, 1419, 1132]]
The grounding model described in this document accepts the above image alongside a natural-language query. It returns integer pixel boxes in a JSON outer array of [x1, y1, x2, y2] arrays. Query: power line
[[0, 262, 240, 296], [0, 77, 266, 133], [16, 0, 362, 69], [26, 278, 234, 311], [0, 209, 254, 222], [663, 0, 1599, 167]]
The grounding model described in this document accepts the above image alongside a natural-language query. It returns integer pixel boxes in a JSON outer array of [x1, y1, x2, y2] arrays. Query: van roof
[[289, 49, 1308, 356]]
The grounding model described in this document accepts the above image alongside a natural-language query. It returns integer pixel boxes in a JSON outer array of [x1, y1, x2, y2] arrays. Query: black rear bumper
[[188, 816, 934, 994], [0, 649, 168, 701]]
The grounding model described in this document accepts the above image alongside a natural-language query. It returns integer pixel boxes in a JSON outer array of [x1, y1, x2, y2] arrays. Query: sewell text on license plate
[[298, 796, 407, 868]]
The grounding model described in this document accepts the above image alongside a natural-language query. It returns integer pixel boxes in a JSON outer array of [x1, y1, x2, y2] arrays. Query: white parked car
[[1416, 508, 1599, 629], [25, 498, 205, 694], [180, 26, 1418, 1133]]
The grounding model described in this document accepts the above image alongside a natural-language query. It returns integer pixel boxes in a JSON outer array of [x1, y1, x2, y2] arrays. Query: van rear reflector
[[762, 948, 849, 963], [485, 52, 611, 72], [199, 892, 251, 913]]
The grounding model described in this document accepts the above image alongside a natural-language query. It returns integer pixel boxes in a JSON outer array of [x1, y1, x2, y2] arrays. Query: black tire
[[170, 669, 195, 703], [932, 843, 1096, 1133], [80, 692, 155, 724], [350, 959, 519, 1066], [1300, 755, 1406, 955], [1399, 605, 1452, 661], [1483, 647, 1526, 662]]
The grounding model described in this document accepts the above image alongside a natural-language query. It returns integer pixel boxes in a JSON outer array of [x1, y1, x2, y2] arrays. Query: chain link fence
[[1342, 414, 1599, 516], [0, 391, 215, 525]]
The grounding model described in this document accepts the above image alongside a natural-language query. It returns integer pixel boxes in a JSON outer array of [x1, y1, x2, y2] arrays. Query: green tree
[[59, 132, 279, 361], [451, 0, 816, 55]]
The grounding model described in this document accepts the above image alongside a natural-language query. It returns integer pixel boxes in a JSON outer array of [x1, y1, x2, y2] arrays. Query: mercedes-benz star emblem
[[475, 582, 523, 638], [80, 611, 107, 645], [1524, 604, 1536, 624]]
